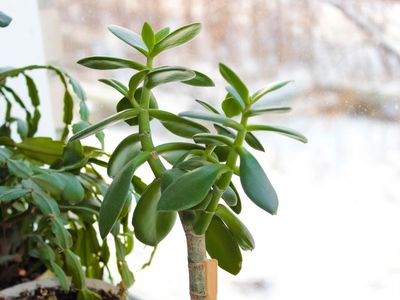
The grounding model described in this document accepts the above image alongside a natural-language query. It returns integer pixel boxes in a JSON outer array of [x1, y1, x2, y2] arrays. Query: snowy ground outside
[[92, 113, 400, 300]]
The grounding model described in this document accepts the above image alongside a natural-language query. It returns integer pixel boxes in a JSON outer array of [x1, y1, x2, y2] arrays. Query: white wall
[[0, 0, 54, 137]]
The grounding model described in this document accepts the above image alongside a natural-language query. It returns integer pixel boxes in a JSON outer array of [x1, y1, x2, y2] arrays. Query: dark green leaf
[[99, 79, 128, 97], [59, 173, 85, 204], [195, 99, 220, 114], [251, 80, 293, 103], [108, 25, 148, 55], [50, 262, 69, 290], [0, 11, 12, 28], [229, 182, 242, 214], [149, 109, 209, 138], [215, 205, 255, 251], [128, 69, 149, 99], [78, 56, 145, 70], [0, 187, 29, 202], [221, 185, 237, 206], [31, 191, 60, 215], [51, 217, 73, 250], [239, 149, 278, 215], [219, 63, 248, 104], [25, 75, 40, 107], [0, 147, 12, 161], [133, 179, 176, 246], [155, 142, 203, 155], [16, 137, 64, 164], [65, 249, 86, 289], [182, 71, 215, 87], [158, 164, 225, 211], [31, 173, 64, 196], [17, 119, 28, 139], [245, 132, 265, 152], [146, 67, 195, 89], [247, 106, 292, 117], [247, 124, 308, 143], [141, 22, 155, 51], [180, 111, 242, 131], [7, 159, 32, 178], [193, 133, 234, 146], [99, 151, 150, 238], [206, 217, 242, 275], [225, 86, 245, 108], [107, 133, 141, 178], [152, 23, 201, 56], [69, 109, 140, 142]]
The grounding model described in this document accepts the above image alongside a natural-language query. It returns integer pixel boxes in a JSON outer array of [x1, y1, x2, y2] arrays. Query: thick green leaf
[[141, 22, 155, 51], [180, 111, 242, 131], [219, 63, 249, 104], [146, 67, 195, 89], [152, 23, 201, 56], [182, 71, 215, 87], [195, 99, 220, 114], [31, 191, 60, 215], [59, 173, 85, 204], [108, 133, 141, 177], [247, 124, 308, 143], [99, 79, 128, 97], [251, 80, 293, 103], [69, 109, 140, 142], [99, 151, 150, 238], [7, 159, 32, 178], [128, 69, 149, 99], [63, 90, 73, 126], [133, 179, 176, 246], [193, 133, 234, 146], [0, 187, 29, 202], [239, 149, 278, 215], [222, 95, 242, 117], [158, 164, 224, 211], [78, 56, 145, 70], [154, 27, 170, 42], [229, 182, 242, 214], [51, 217, 73, 250], [149, 109, 208, 138], [108, 25, 148, 55], [160, 168, 187, 191], [206, 217, 242, 275], [221, 185, 237, 206], [225, 86, 245, 108], [155, 142, 203, 155], [16, 137, 64, 164], [50, 262, 69, 290], [245, 132, 265, 152], [31, 173, 64, 196], [247, 106, 292, 117], [215, 204, 255, 250], [0, 11, 12, 28], [17, 119, 28, 139]]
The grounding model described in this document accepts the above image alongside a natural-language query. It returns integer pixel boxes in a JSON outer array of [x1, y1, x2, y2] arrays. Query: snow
[[95, 114, 400, 300]]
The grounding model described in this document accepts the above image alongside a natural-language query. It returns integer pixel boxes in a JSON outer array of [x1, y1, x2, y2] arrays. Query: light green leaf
[[50, 262, 70, 290], [219, 63, 249, 104], [206, 217, 242, 275], [51, 217, 73, 250], [60, 173, 85, 204], [7, 159, 32, 179], [245, 132, 265, 152], [133, 179, 176, 246], [146, 67, 195, 89], [152, 23, 201, 56], [239, 148, 278, 215], [141, 22, 155, 51], [221, 185, 237, 207], [247, 106, 292, 117], [65, 249, 86, 289], [195, 99, 220, 114], [0, 187, 29, 203], [31, 173, 64, 196], [222, 94, 242, 117], [108, 25, 148, 55], [78, 56, 146, 70], [182, 71, 215, 87], [69, 109, 140, 142], [154, 27, 170, 42], [16, 137, 64, 164], [158, 164, 225, 211], [251, 80, 293, 103], [180, 111, 242, 131], [193, 133, 234, 146], [99, 79, 128, 97], [247, 124, 308, 143]]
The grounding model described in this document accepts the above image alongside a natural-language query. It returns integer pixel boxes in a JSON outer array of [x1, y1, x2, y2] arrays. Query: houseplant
[[71, 21, 307, 299], [0, 12, 133, 299]]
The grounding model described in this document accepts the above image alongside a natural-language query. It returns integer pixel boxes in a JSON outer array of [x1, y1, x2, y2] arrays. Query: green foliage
[[69, 20, 307, 296]]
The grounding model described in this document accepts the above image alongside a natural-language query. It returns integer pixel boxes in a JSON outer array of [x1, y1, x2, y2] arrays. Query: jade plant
[[0, 19, 134, 297], [70, 21, 307, 299]]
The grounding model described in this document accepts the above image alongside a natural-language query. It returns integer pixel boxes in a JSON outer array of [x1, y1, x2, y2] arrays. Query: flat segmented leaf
[[16, 137, 64, 164], [50, 262, 70, 290], [0, 187, 29, 202], [31, 191, 60, 215], [51, 217, 73, 250], [7, 159, 32, 178], [65, 249, 86, 289], [24, 74, 40, 107]]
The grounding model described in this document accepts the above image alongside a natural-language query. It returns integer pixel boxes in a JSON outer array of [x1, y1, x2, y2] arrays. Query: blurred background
[[1, 0, 400, 299]]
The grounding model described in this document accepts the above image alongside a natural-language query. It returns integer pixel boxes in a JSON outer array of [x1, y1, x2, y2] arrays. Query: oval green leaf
[[146, 67, 195, 89], [78, 56, 145, 70], [108, 25, 148, 55]]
